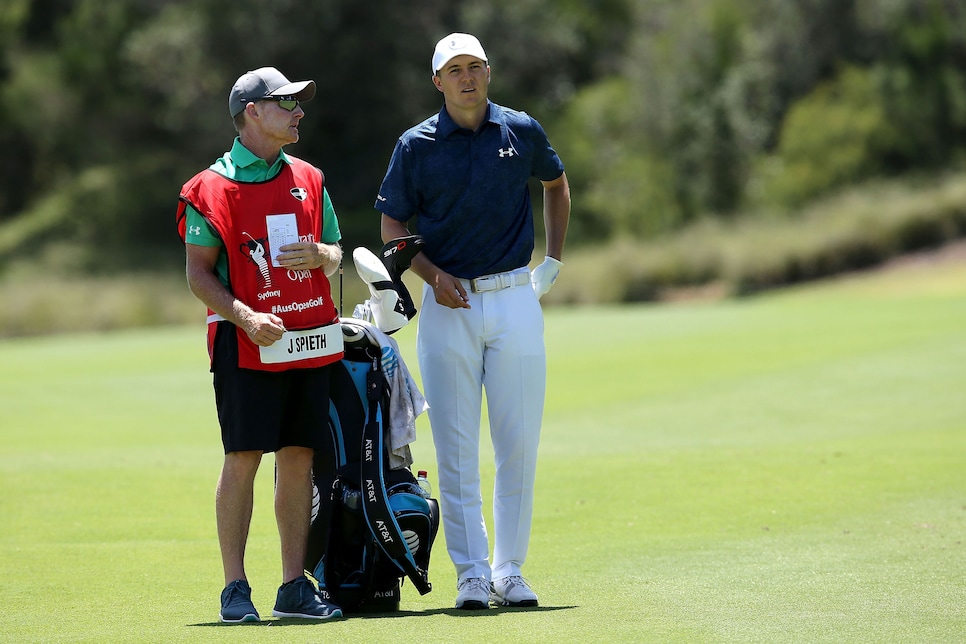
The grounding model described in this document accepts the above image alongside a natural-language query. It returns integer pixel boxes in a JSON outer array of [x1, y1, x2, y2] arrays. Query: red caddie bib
[[177, 159, 343, 371]]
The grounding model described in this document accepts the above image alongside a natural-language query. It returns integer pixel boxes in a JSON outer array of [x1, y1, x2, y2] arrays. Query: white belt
[[460, 268, 531, 293]]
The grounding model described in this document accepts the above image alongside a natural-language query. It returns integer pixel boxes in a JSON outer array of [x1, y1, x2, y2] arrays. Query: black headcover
[[379, 236, 424, 321]]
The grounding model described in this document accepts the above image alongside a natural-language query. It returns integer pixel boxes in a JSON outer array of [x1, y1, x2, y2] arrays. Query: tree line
[[0, 0, 963, 275]]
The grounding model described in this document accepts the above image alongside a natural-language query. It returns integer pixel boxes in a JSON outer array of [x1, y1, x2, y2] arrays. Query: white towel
[[346, 319, 429, 469]]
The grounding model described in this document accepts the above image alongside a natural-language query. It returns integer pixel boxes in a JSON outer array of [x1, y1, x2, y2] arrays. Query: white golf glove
[[531, 256, 563, 300]]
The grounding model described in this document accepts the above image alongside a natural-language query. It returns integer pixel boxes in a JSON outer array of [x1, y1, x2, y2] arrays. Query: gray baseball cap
[[229, 67, 316, 117]]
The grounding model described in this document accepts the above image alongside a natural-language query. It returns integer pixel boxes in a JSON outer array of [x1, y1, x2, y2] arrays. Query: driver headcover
[[380, 235, 424, 320], [351, 247, 408, 333]]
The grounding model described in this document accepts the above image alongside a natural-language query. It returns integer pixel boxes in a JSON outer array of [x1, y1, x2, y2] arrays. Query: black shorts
[[212, 323, 333, 454]]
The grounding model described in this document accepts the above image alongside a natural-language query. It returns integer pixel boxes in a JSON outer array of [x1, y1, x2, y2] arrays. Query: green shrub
[[760, 65, 902, 208], [549, 173, 966, 304], [551, 77, 683, 241]]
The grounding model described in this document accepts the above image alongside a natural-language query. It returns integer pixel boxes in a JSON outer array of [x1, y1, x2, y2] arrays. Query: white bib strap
[[258, 322, 344, 365]]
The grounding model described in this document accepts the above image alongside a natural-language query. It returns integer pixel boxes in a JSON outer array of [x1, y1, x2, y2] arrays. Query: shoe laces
[[458, 577, 491, 593], [499, 576, 531, 592], [224, 579, 252, 604]]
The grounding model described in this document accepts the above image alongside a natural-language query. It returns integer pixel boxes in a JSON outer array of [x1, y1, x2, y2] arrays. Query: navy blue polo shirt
[[375, 101, 564, 279]]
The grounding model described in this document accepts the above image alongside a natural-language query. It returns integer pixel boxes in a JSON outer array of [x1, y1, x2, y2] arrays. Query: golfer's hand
[[531, 256, 563, 300], [432, 272, 471, 309], [242, 311, 286, 346]]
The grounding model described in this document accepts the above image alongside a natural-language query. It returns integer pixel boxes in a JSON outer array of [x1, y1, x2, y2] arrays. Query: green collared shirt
[[184, 137, 340, 284]]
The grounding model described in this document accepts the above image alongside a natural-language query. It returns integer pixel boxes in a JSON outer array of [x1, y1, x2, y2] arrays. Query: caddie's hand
[[278, 241, 342, 272], [531, 256, 563, 300], [432, 272, 471, 309], [243, 311, 286, 346]]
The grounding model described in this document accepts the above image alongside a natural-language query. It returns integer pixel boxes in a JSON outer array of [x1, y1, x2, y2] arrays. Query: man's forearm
[[542, 173, 571, 260], [319, 242, 343, 276], [186, 267, 257, 332]]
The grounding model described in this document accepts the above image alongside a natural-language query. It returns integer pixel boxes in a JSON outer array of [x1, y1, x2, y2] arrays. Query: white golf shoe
[[454, 577, 491, 610], [490, 576, 538, 607]]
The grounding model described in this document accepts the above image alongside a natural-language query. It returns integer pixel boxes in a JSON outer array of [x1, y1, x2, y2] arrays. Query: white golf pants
[[416, 272, 546, 582]]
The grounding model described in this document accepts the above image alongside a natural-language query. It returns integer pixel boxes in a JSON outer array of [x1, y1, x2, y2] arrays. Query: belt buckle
[[470, 272, 518, 292], [469, 276, 490, 293]]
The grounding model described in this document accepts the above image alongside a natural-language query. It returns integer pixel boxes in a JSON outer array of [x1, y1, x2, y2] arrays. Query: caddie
[[176, 66, 344, 623]]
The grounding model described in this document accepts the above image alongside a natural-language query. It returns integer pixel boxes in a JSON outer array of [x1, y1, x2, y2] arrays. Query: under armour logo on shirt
[[498, 147, 516, 158], [188, 225, 202, 236]]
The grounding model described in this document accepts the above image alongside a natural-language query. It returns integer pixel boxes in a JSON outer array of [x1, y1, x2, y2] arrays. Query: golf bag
[[305, 320, 439, 613]]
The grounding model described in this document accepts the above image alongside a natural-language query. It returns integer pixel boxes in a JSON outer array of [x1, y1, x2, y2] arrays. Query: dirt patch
[[866, 239, 966, 273]]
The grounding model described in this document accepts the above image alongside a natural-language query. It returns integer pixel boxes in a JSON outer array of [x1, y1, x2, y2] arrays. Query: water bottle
[[341, 486, 361, 510], [416, 470, 432, 498]]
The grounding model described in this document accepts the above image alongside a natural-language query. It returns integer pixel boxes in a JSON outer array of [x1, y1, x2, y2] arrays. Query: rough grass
[[3, 175, 966, 338], [0, 270, 372, 339], [549, 173, 966, 304]]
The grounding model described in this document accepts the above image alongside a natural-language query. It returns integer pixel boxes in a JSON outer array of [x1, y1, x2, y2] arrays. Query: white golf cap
[[432, 33, 488, 73]]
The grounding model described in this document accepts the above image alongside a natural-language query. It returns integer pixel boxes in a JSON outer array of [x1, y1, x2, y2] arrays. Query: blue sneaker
[[272, 576, 343, 620], [219, 579, 260, 623]]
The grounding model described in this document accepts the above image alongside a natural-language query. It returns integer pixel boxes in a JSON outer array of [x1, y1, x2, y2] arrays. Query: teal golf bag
[[305, 320, 439, 613]]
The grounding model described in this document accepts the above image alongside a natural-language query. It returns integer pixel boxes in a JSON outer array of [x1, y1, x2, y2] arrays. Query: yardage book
[[266, 213, 299, 267]]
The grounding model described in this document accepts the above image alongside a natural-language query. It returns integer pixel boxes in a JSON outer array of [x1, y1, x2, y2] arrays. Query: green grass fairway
[[2, 258, 964, 643]]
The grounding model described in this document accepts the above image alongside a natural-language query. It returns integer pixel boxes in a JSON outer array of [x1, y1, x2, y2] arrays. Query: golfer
[[177, 67, 344, 623], [374, 33, 571, 609]]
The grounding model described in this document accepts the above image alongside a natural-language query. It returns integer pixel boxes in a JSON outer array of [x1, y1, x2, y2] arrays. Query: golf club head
[[341, 320, 371, 350]]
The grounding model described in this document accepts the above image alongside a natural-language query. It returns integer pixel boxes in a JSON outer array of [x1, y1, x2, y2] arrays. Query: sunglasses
[[260, 95, 300, 111]]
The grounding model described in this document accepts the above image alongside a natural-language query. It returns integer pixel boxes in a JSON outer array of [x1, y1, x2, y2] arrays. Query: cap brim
[[270, 79, 316, 103], [434, 54, 487, 73]]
